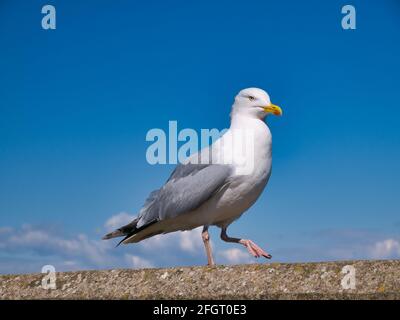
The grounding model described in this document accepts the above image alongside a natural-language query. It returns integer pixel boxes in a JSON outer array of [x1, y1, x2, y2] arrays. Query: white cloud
[[0, 220, 206, 274], [369, 239, 400, 259], [140, 233, 176, 249], [104, 212, 135, 231], [140, 227, 204, 254], [218, 248, 253, 264], [125, 254, 154, 269], [0, 227, 13, 235], [179, 228, 203, 253], [9, 228, 50, 245], [2, 225, 113, 267], [62, 260, 79, 267]]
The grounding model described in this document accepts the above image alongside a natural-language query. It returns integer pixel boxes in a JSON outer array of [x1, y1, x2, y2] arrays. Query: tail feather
[[102, 219, 138, 240], [102, 229, 125, 240], [102, 218, 159, 246], [118, 220, 159, 245]]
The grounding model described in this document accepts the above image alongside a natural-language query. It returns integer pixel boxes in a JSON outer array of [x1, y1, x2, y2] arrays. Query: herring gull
[[103, 88, 282, 265]]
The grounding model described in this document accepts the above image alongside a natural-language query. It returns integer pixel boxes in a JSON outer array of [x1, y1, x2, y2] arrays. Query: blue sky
[[1, 0, 400, 274]]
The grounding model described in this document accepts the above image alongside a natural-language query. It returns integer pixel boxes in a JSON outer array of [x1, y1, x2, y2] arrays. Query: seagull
[[103, 88, 282, 265]]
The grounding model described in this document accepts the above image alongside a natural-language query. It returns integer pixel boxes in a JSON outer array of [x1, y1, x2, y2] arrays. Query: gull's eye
[[248, 96, 255, 101]]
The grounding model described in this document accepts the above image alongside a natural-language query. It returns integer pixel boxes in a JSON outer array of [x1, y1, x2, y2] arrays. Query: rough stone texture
[[0, 260, 399, 299]]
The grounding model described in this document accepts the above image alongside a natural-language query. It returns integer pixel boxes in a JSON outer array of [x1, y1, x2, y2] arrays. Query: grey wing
[[135, 163, 232, 229]]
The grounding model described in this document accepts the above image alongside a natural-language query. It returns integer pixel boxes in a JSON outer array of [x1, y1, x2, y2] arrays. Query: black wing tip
[[102, 219, 140, 241], [102, 229, 124, 240], [102, 219, 158, 246], [116, 236, 129, 247]]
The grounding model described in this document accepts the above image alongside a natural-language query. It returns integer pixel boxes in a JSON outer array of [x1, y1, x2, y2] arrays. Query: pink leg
[[221, 228, 272, 260], [202, 226, 215, 266], [239, 239, 272, 259]]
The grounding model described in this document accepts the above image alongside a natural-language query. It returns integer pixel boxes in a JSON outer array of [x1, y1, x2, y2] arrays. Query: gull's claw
[[240, 239, 272, 259]]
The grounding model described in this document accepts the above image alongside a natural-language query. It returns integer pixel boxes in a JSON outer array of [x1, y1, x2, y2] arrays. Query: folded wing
[[102, 163, 232, 244]]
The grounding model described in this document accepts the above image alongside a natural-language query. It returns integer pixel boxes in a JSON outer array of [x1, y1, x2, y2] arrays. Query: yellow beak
[[263, 103, 283, 116]]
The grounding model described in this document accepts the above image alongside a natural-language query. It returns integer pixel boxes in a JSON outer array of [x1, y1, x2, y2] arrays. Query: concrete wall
[[1, 260, 399, 299]]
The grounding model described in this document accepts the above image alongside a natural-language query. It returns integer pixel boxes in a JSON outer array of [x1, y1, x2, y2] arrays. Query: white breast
[[202, 116, 273, 226], [170, 116, 273, 230]]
